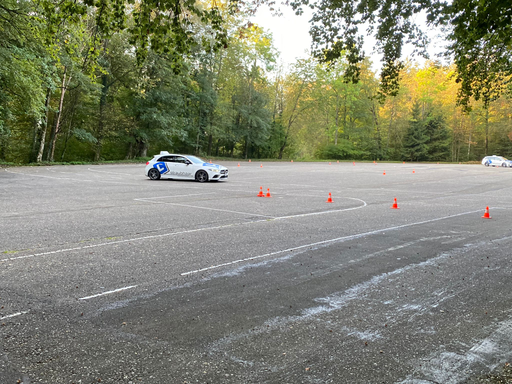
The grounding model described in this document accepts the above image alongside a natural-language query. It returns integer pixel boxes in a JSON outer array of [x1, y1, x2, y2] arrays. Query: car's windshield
[[186, 155, 205, 164]]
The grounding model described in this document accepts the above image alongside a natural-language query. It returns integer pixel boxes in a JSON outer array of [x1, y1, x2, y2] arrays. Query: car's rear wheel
[[502, 163, 508, 167], [195, 170, 208, 182], [148, 168, 161, 180]]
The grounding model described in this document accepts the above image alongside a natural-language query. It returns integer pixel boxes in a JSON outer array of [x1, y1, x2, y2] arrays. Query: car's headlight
[[209, 168, 220, 173]]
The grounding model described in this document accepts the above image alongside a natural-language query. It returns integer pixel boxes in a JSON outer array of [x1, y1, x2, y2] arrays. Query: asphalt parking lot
[[1, 161, 512, 384]]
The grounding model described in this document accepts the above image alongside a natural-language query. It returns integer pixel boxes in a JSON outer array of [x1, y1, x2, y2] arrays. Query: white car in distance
[[481, 155, 511, 167], [145, 152, 228, 182]]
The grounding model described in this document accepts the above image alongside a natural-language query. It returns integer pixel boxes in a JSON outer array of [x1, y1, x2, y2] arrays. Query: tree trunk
[[137, 139, 148, 157], [278, 133, 288, 160], [467, 132, 472, 159], [484, 107, 489, 156], [48, 67, 69, 162], [95, 73, 109, 161], [0, 131, 6, 160], [278, 79, 305, 159], [370, 101, 382, 158], [334, 92, 340, 145], [195, 128, 201, 156], [60, 100, 78, 162], [36, 88, 52, 163], [207, 133, 213, 156], [125, 142, 133, 159], [30, 119, 40, 163]]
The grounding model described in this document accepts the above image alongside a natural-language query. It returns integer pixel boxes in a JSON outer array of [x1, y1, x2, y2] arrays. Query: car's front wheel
[[148, 168, 161, 180], [195, 170, 209, 182]]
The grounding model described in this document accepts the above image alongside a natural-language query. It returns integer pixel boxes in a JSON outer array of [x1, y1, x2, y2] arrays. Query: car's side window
[[175, 156, 188, 164], [158, 156, 177, 163]]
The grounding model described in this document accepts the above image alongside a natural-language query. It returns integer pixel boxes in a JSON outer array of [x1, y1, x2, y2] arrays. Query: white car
[[145, 152, 228, 182], [481, 155, 511, 167]]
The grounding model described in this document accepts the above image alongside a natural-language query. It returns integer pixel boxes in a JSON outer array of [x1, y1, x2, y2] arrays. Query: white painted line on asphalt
[[0, 311, 29, 320], [275, 198, 367, 220], [1, 196, 365, 263], [135, 198, 276, 218], [180, 209, 482, 276], [0, 221, 267, 263], [78, 285, 138, 301]]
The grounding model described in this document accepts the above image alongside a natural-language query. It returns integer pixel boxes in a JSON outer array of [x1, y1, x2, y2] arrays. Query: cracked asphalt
[[1, 161, 512, 384]]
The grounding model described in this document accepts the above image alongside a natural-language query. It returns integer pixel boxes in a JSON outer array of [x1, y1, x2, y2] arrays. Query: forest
[[1, 0, 512, 164]]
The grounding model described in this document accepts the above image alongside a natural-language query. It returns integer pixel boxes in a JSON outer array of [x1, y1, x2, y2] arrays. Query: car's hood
[[202, 163, 227, 170]]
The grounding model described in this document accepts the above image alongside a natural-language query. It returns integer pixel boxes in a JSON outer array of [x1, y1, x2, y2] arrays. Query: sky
[[252, 5, 313, 68], [252, 5, 448, 73]]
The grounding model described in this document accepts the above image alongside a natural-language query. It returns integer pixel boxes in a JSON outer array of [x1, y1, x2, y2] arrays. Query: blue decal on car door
[[154, 162, 169, 174]]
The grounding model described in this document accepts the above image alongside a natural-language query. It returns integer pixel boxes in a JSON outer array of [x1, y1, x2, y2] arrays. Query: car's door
[[167, 156, 195, 179], [153, 156, 172, 178]]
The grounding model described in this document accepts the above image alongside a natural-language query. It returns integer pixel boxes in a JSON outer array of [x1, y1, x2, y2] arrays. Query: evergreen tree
[[401, 102, 428, 161], [424, 114, 450, 161]]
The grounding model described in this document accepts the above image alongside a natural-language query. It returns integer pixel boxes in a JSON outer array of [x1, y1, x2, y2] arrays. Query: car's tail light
[[146, 161, 149, 165]]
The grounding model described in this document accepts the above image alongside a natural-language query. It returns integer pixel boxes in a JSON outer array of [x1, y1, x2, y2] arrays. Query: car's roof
[[153, 152, 188, 157]]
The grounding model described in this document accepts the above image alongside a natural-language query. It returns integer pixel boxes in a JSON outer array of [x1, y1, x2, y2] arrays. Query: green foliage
[[316, 140, 363, 160], [424, 114, 450, 161], [2, 0, 512, 165], [401, 102, 429, 161], [292, 0, 512, 104]]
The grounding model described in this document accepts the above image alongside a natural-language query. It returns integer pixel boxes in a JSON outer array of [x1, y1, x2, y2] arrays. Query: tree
[[402, 101, 428, 161], [123, 53, 192, 157], [424, 114, 450, 161], [0, 0, 53, 162], [291, 0, 512, 104], [273, 59, 315, 159]]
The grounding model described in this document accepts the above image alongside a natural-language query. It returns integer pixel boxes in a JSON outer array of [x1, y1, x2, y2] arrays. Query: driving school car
[[481, 155, 511, 167], [145, 152, 228, 182]]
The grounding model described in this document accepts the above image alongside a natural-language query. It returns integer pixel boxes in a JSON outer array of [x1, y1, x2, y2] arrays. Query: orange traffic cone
[[326, 192, 333, 203], [391, 198, 399, 209], [412, 169, 415, 174], [353, 162, 355, 166], [383, 170, 386, 175], [291, 160, 294, 163], [237, 163, 240, 167], [257, 187, 264, 197], [265, 188, 272, 198], [403, 161, 405, 164], [260, 164, 263, 168], [482, 206, 491, 219], [249, 159, 251, 162], [329, 162, 331, 165], [337, 160, 340, 163]]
